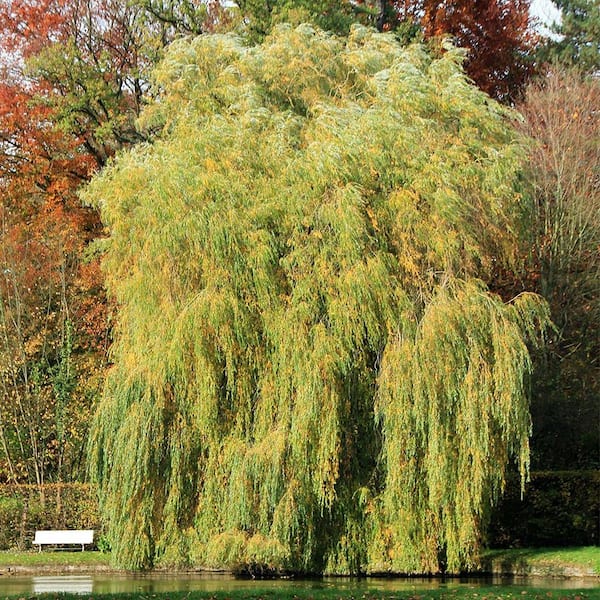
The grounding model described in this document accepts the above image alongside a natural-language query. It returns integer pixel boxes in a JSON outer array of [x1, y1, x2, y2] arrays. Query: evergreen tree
[[544, 0, 600, 72]]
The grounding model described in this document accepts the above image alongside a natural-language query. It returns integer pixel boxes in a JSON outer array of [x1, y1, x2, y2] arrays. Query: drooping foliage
[[232, 0, 359, 41], [85, 25, 549, 573], [226, 0, 539, 101]]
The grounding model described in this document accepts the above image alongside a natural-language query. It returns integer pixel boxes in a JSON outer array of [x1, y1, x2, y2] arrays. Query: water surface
[[0, 572, 598, 596]]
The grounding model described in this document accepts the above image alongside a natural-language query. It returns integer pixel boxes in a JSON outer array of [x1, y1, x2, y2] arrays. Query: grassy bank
[[1, 547, 599, 577], [0, 551, 110, 569], [483, 547, 600, 578]]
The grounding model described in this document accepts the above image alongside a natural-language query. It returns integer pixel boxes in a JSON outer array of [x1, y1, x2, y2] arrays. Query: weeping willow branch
[[84, 24, 550, 573]]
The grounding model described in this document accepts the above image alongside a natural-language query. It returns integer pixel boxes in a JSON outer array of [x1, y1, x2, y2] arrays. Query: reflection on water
[[0, 572, 598, 596], [33, 575, 93, 594]]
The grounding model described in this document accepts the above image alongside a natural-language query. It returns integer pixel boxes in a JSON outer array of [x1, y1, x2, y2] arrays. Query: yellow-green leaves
[[376, 282, 547, 573], [85, 24, 549, 573]]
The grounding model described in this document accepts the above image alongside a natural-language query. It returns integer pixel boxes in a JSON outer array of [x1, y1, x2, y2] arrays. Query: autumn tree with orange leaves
[[419, 0, 537, 102], [0, 0, 108, 485], [0, 0, 223, 485]]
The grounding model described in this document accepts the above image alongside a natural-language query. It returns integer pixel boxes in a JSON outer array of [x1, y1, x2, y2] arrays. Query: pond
[[0, 572, 598, 596]]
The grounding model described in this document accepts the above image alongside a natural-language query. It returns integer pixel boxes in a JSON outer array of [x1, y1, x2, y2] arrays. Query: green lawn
[[0, 550, 110, 567], [483, 547, 600, 577], [2, 547, 600, 576]]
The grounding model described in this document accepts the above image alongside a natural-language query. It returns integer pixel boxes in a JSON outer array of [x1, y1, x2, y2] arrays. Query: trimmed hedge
[[489, 471, 600, 548], [0, 483, 100, 550]]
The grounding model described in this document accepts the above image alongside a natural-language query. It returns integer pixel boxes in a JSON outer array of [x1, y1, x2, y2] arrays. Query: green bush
[[0, 483, 100, 550], [0, 496, 24, 549], [489, 471, 600, 548]]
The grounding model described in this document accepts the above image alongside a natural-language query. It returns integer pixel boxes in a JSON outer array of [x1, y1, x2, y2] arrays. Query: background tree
[[418, 0, 537, 102], [134, 0, 224, 37], [516, 68, 599, 469], [86, 25, 549, 573], [542, 0, 600, 73], [1, 0, 162, 165], [0, 0, 189, 484], [0, 75, 104, 485]]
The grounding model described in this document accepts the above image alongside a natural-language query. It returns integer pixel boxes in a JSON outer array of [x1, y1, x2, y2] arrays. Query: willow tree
[[85, 24, 549, 573]]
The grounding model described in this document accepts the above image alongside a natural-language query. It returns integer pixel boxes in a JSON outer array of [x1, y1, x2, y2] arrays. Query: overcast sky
[[530, 0, 562, 33]]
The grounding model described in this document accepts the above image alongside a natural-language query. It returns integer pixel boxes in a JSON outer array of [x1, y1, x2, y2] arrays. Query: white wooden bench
[[33, 529, 94, 552]]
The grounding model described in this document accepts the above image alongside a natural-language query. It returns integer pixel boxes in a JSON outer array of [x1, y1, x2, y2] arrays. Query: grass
[[2, 548, 599, 576], [0, 550, 110, 567], [1, 588, 600, 600], [483, 547, 600, 577]]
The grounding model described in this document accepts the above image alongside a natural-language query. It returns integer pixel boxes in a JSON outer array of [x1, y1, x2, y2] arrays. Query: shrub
[[0, 483, 100, 550], [0, 496, 24, 550]]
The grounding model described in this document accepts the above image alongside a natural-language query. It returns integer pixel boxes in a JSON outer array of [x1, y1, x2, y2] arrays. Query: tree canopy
[[0, 0, 537, 486], [85, 25, 549, 574], [516, 68, 599, 469], [543, 0, 600, 72]]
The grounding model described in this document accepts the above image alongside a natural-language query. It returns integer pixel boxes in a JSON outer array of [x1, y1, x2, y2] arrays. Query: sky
[[530, 0, 562, 34]]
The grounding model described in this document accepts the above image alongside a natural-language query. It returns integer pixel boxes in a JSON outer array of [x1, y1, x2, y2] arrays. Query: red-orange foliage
[[421, 0, 537, 102], [0, 0, 68, 57], [0, 79, 105, 482], [362, 0, 538, 102], [0, 75, 103, 339], [0, 0, 224, 484], [0, 1, 114, 484]]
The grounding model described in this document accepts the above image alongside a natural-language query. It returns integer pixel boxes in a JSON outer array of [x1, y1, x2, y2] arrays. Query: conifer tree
[[545, 0, 600, 72]]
